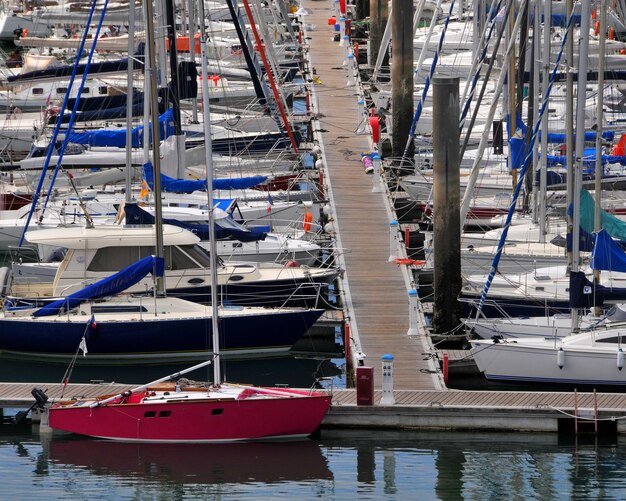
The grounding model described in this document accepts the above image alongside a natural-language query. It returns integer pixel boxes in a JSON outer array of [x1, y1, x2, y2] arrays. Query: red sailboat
[[47, 369, 332, 442], [45, 18, 332, 442]]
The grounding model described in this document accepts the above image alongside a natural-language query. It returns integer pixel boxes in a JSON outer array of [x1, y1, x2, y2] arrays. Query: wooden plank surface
[[303, 1, 441, 391]]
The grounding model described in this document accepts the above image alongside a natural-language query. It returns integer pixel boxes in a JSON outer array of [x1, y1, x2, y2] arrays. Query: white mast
[[594, 0, 607, 316], [571, 0, 591, 331], [199, 0, 221, 386], [538, 0, 551, 241]]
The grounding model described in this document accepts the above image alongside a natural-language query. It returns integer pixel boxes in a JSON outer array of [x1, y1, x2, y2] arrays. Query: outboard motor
[[14, 388, 49, 424]]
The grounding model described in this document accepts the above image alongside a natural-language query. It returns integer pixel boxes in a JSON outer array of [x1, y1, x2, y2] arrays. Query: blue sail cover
[[591, 229, 626, 273], [142, 163, 267, 193], [542, 131, 615, 143], [65, 108, 176, 147], [32, 255, 165, 317], [546, 151, 626, 168], [578, 189, 626, 241]]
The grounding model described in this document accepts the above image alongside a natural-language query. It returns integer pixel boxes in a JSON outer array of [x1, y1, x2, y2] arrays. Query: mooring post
[[368, 0, 388, 66], [388, 220, 399, 261], [432, 76, 461, 335], [391, 0, 414, 159], [407, 288, 418, 335], [380, 354, 395, 405], [356, 99, 365, 133], [343, 36, 351, 65], [346, 53, 356, 86], [371, 152, 382, 192]]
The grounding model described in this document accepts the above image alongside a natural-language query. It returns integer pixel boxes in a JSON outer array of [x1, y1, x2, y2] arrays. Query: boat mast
[[538, 0, 551, 242], [571, 0, 591, 331], [594, 0, 607, 317], [144, 0, 165, 294], [199, 0, 221, 385], [125, 0, 136, 202]]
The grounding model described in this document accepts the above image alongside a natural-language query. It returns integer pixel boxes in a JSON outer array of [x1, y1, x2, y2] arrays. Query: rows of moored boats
[[381, 0, 626, 388], [0, 0, 339, 441]]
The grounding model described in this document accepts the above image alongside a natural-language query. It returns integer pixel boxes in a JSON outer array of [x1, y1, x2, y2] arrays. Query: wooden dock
[[303, 0, 443, 391], [2, 383, 626, 434]]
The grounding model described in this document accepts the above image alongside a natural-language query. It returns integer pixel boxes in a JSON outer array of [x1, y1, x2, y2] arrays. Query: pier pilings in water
[[431, 76, 461, 335]]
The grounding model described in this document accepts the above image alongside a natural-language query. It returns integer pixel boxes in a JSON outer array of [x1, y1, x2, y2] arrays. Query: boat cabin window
[[99, 86, 108, 95], [81, 88, 90, 94], [178, 244, 215, 268], [595, 336, 623, 344], [56, 87, 68, 94], [87, 244, 212, 272], [31, 88, 44, 95]]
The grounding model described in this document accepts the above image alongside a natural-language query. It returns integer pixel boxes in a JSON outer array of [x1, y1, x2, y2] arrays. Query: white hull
[[471, 329, 626, 385]]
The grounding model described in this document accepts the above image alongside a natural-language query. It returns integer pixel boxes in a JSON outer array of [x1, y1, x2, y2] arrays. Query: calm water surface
[[1, 429, 626, 499]]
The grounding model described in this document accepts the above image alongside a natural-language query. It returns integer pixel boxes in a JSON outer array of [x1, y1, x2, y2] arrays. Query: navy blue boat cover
[[591, 229, 626, 273], [32, 255, 165, 317]]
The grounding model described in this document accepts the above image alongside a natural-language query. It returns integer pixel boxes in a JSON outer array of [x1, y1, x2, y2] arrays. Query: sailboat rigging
[[41, 0, 332, 442]]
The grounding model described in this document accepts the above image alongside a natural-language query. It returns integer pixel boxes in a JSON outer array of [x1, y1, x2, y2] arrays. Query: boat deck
[[303, 0, 443, 391]]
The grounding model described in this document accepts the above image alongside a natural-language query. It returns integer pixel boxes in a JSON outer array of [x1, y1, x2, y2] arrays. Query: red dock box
[[356, 366, 374, 406]]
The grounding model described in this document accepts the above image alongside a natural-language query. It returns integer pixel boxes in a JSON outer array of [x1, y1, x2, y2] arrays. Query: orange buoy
[[592, 8, 597, 20], [595, 21, 601, 36], [303, 211, 313, 232], [609, 26, 616, 40]]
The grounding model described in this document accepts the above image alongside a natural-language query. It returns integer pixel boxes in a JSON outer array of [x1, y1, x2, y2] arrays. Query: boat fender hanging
[[618, 348, 624, 370], [557, 347, 565, 370], [303, 212, 313, 232], [370, 116, 380, 144], [609, 26, 616, 40]]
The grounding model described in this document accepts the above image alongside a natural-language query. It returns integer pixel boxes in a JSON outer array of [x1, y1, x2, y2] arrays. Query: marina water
[[2, 429, 626, 499]]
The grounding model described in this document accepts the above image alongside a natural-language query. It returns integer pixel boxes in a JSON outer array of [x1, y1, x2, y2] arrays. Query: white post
[[356, 99, 365, 133], [343, 36, 351, 65], [380, 354, 395, 405], [388, 220, 398, 261], [408, 289, 418, 335], [333, 0, 340, 17], [339, 16, 345, 43], [346, 54, 355, 86], [372, 151, 382, 192]]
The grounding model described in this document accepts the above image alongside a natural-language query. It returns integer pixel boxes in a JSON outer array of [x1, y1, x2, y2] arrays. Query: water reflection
[[319, 430, 626, 500], [2, 429, 626, 498], [43, 438, 333, 484]]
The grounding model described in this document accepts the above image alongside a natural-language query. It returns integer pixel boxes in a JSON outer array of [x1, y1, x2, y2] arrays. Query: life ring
[[303, 211, 313, 232]]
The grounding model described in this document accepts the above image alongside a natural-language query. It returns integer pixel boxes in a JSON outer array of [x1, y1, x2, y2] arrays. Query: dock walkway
[[302, 0, 443, 391]]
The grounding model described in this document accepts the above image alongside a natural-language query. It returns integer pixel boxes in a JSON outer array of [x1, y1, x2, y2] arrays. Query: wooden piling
[[391, 0, 414, 160], [368, 0, 388, 68], [432, 76, 461, 335]]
